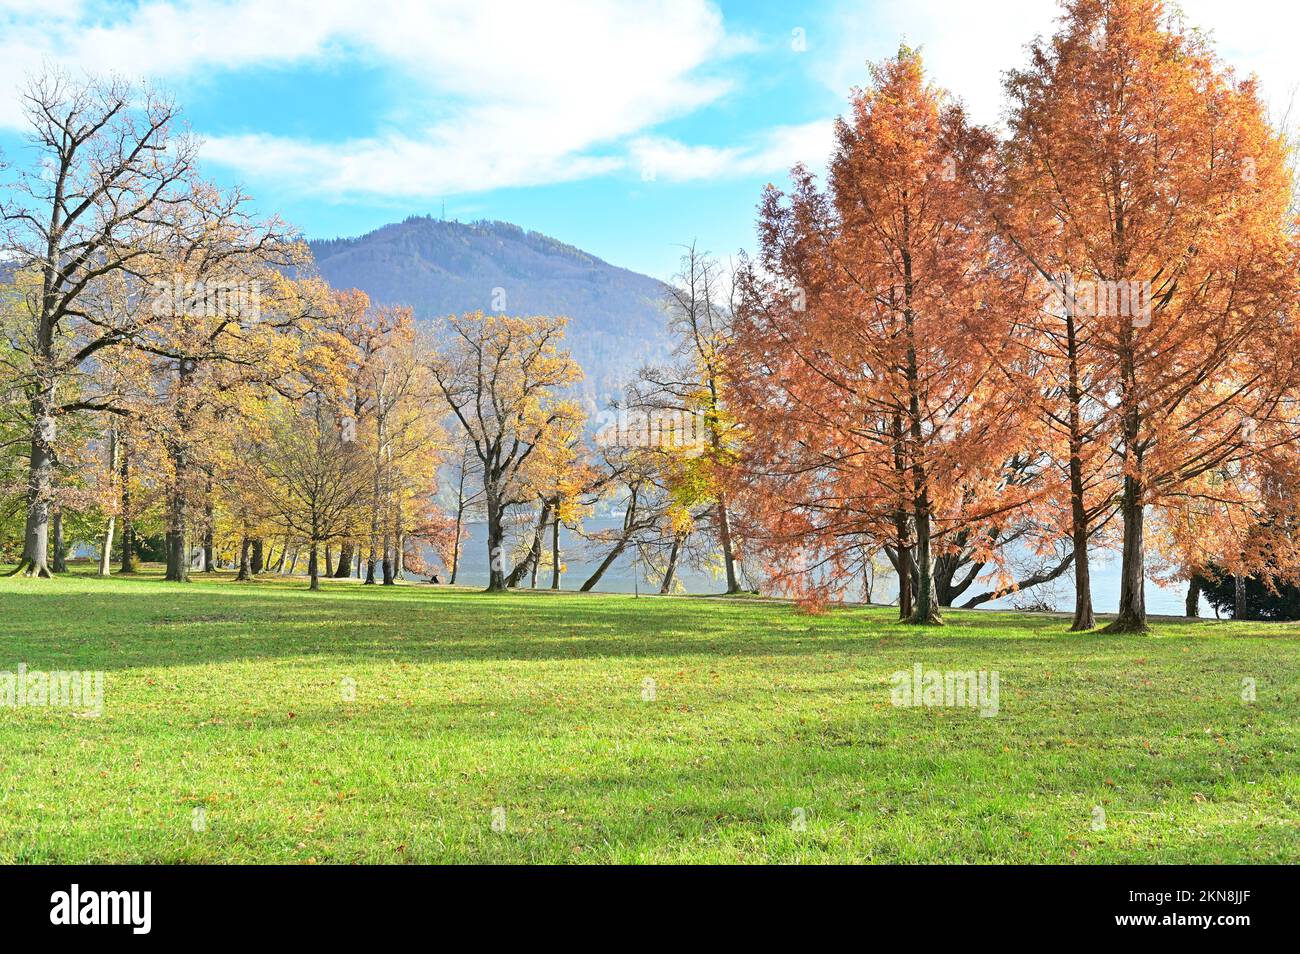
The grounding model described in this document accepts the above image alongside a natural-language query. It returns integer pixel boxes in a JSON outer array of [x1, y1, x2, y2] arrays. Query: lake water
[[428, 516, 1203, 616]]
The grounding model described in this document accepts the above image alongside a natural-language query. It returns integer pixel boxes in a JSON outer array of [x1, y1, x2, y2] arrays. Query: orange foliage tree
[[996, 0, 1300, 631], [730, 48, 1038, 625]]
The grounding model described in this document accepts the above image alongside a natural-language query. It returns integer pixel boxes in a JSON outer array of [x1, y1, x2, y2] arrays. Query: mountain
[[308, 217, 673, 408]]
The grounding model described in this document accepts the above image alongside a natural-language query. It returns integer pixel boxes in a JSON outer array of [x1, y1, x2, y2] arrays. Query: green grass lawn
[[0, 564, 1296, 863]]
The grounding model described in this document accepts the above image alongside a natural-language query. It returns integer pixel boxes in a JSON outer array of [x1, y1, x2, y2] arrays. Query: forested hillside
[[309, 217, 673, 408]]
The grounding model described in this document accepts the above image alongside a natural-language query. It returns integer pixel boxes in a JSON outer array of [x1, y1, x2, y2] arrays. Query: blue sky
[[0, 0, 1293, 280]]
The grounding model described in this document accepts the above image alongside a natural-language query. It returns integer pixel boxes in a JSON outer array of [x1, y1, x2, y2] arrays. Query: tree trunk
[[1105, 323, 1148, 633], [202, 482, 215, 572], [14, 383, 56, 578], [1065, 310, 1095, 631], [381, 532, 394, 585], [891, 414, 913, 622], [910, 499, 940, 625], [99, 516, 115, 577], [1106, 472, 1148, 633], [334, 540, 354, 577], [119, 440, 135, 574], [716, 497, 739, 594], [506, 500, 551, 588], [660, 533, 684, 594], [485, 490, 506, 591], [450, 514, 462, 585], [308, 543, 320, 590], [236, 536, 252, 581], [52, 507, 68, 573], [550, 511, 561, 590], [1232, 574, 1246, 620], [250, 538, 264, 575], [581, 535, 632, 592], [164, 437, 189, 583], [1186, 576, 1201, 618], [1068, 471, 1095, 631]]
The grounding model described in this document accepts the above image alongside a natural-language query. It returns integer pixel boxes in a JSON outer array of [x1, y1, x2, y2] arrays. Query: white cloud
[[0, 0, 742, 196], [629, 119, 835, 182]]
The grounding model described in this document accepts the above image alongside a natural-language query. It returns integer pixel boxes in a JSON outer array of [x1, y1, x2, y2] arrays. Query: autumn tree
[[730, 48, 1036, 624], [241, 396, 370, 590], [635, 244, 744, 592], [0, 71, 200, 577], [999, 0, 1300, 631], [429, 312, 582, 591]]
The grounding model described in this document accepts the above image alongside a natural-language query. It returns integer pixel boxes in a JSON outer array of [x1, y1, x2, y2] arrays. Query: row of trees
[[0, 71, 742, 593]]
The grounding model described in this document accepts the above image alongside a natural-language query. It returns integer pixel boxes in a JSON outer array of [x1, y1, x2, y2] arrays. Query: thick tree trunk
[[250, 538, 264, 575], [334, 540, 354, 577], [1106, 310, 1148, 634], [381, 532, 394, 585], [1107, 473, 1148, 633], [308, 543, 320, 591], [910, 499, 941, 625], [236, 536, 252, 581], [1186, 576, 1201, 618], [15, 384, 56, 578], [485, 490, 507, 591], [1233, 574, 1246, 620], [164, 439, 189, 583], [52, 508, 68, 573]]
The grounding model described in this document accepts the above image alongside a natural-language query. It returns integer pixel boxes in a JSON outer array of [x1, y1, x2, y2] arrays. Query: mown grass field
[[0, 564, 1296, 863]]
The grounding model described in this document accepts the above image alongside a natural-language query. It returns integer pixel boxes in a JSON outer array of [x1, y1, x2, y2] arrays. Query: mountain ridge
[[308, 216, 674, 408]]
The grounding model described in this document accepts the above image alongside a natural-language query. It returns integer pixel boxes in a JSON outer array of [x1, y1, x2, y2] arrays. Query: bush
[[1194, 567, 1300, 621]]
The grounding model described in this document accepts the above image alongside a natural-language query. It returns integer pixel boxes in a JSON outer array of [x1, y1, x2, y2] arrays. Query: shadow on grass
[[0, 565, 1257, 672]]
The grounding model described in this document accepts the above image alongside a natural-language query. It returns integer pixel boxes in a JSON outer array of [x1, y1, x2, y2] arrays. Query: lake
[[427, 516, 1204, 616]]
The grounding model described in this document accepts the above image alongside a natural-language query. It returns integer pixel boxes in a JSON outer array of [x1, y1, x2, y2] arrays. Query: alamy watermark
[[593, 407, 707, 452], [151, 277, 262, 320], [0, 664, 104, 717], [890, 663, 999, 717], [1037, 272, 1152, 328]]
